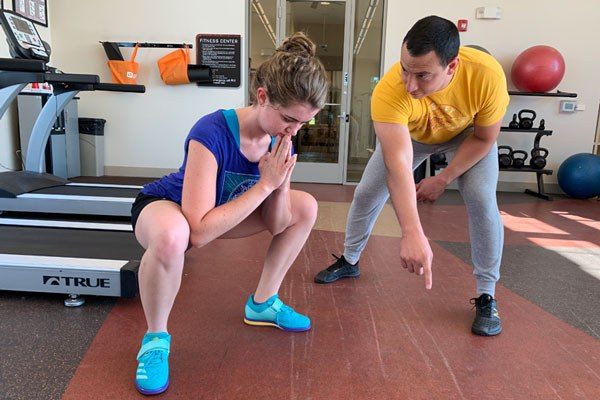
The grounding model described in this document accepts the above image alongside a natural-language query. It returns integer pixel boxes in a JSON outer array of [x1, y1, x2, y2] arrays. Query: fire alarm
[[457, 19, 468, 32]]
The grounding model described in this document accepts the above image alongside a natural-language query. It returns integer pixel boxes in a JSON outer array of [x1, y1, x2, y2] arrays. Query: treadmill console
[[0, 9, 49, 61]]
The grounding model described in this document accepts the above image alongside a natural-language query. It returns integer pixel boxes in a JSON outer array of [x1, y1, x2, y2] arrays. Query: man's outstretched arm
[[375, 121, 433, 289]]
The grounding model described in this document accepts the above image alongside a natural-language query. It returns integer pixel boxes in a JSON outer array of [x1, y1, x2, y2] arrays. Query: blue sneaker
[[135, 332, 171, 395], [244, 294, 311, 332]]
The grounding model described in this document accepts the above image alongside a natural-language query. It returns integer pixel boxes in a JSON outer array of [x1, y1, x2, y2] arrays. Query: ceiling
[[255, 1, 346, 25]]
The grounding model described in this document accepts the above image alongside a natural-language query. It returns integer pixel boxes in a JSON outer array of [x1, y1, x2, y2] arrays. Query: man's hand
[[399, 231, 433, 289], [416, 175, 448, 203]]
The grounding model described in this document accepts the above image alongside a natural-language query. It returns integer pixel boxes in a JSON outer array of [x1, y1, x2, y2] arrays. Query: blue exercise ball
[[557, 153, 600, 199]]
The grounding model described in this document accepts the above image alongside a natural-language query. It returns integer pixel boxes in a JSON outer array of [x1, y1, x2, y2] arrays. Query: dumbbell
[[511, 150, 528, 169], [530, 147, 549, 169], [498, 145, 513, 169]]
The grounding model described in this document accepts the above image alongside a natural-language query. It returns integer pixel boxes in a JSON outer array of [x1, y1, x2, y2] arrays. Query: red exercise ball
[[511, 45, 565, 92]]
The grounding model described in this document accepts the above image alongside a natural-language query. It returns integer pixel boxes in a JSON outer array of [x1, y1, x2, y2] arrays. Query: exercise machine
[[0, 9, 143, 217], [0, 12, 142, 306], [0, 62, 140, 304]]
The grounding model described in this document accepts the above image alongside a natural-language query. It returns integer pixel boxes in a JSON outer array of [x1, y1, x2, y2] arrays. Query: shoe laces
[[274, 303, 297, 326], [326, 254, 345, 271], [141, 349, 166, 368], [279, 303, 294, 315], [470, 296, 495, 317]]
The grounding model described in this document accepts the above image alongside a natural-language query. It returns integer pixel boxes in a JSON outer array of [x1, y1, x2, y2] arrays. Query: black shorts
[[131, 192, 175, 232]]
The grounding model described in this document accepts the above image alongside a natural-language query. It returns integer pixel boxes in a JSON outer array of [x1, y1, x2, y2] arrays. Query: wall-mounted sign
[[195, 34, 241, 87], [12, 0, 47, 27]]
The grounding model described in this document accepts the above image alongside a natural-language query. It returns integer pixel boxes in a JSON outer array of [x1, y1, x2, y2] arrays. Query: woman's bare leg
[[135, 201, 190, 333]]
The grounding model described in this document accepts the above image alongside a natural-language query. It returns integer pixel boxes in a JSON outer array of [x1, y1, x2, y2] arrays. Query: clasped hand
[[258, 135, 297, 192], [415, 175, 447, 203]]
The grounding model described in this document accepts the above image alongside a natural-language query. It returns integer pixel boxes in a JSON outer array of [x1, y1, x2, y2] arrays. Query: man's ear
[[446, 57, 459, 75]]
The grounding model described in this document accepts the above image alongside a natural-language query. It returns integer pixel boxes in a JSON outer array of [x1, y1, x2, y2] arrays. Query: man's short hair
[[402, 16, 460, 67]]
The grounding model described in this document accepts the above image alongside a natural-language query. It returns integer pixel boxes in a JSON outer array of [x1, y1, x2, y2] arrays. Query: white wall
[[48, 0, 247, 176], [383, 0, 600, 186], [0, 5, 52, 172], [5, 1, 598, 186]]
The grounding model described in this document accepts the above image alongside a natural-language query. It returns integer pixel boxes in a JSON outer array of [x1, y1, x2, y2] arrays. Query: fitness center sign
[[196, 34, 241, 87]]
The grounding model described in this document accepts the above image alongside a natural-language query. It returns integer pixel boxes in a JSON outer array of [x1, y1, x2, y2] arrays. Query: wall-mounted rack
[[100, 41, 193, 61], [508, 90, 577, 98]]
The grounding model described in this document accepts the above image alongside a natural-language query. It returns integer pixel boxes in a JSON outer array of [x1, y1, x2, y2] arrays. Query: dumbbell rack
[[499, 127, 553, 200]]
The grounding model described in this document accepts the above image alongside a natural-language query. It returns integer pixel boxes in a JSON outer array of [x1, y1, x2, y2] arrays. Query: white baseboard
[[104, 166, 175, 178], [448, 180, 562, 195], [496, 181, 562, 195]]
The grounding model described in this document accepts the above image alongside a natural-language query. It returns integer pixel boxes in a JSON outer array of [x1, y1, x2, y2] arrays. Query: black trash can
[[78, 118, 106, 176]]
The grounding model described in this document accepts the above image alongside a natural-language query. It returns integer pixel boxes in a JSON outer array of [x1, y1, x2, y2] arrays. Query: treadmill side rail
[[0, 195, 134, 216]]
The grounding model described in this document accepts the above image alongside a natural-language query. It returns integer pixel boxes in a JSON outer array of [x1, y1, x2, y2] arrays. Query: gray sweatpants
[[343, 128, 504, 296]]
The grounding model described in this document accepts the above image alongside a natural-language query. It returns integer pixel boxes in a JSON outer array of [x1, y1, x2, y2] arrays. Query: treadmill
[[0, 12, 142, 306], [0, 68, 141, 305], [0, 9, 144, 217]]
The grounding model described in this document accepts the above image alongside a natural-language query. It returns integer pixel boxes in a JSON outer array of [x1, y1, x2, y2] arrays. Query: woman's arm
[[182, 141, 271, 248], [182, 138, 293, 248]]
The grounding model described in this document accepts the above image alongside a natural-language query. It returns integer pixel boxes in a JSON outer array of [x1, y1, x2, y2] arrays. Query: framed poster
[[13, 0, 47, 27], [196, 34, 241, 87]]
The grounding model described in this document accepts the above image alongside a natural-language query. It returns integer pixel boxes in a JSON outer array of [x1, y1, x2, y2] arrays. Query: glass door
[[250, 0, 357, 183], [279, 0, 353, 183]]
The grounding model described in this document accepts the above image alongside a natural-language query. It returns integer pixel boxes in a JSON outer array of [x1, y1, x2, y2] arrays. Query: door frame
[[248, 0, 356, 184]]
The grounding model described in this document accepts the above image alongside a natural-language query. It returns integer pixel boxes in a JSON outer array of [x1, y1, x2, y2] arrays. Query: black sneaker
[[314, 254, 360, 284], [470, 294, 502, 336]]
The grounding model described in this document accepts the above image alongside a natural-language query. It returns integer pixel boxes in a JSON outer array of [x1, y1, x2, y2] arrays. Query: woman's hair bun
[[278, 32, 316, 57]]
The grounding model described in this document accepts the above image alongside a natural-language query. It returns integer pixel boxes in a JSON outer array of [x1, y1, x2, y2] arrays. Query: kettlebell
[[498, 145, 513, 169], [518, 109, 536, 129], [508, 113, 519, 129], [511, 150, 528, 169], [530, 147, 549, 169], [430, 152, 446, 165]]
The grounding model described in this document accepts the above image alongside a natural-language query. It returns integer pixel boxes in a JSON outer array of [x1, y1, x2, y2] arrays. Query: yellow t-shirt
[[371, 46, 509, 144]]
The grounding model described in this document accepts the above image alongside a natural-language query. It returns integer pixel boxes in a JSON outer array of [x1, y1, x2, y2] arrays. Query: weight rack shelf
[[430, 130, 555, 200], [499, 127, 554, 201], [499, 167, 552, 174], [431, 92, 578, 200], [500, 128, 551, 133], [508, 90, 577, 98]]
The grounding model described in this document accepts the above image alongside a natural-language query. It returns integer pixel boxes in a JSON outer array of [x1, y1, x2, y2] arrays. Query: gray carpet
[[437, 241, 600, 339]]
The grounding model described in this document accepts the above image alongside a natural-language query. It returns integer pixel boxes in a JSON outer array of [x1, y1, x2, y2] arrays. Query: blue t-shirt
[[142, 109, 276, 206]]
